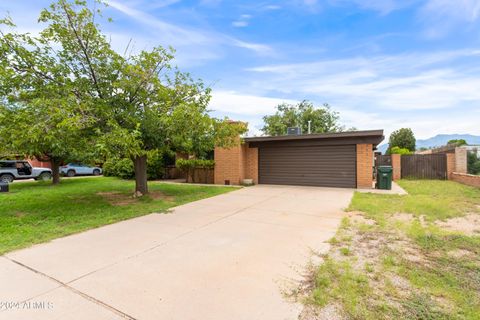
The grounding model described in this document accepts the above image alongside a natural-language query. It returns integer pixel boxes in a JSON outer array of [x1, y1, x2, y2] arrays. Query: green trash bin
[[376, 166, 393, 190]]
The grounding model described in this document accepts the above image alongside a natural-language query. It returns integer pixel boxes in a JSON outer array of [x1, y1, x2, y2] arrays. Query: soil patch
[[14, 211, 26, 217], [300, 304, 345, 320], [347, 211, 376, 226], [148, 191, 175, 202], [436, 213, 480, 236], [98, 191, 174, 206], [97, 192, 137, 206], [392, 213, 414, 223]]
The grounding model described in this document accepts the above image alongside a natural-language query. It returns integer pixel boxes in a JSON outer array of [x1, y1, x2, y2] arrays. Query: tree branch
[[60, 1, 104, 99]]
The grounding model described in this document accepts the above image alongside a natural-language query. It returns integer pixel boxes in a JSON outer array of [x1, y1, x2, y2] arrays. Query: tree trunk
[[133, 155, 148, 196], [50, 158, 61, 185]]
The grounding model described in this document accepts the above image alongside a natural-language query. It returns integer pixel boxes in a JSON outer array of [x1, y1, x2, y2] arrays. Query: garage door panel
[[258, 145, 356, 188]]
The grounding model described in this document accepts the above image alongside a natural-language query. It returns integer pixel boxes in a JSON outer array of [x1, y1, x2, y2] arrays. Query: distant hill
[[377, 134, 480, 154]]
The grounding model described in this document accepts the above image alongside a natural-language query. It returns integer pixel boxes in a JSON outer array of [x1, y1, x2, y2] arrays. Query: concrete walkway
[[1, 185, 353, 320]]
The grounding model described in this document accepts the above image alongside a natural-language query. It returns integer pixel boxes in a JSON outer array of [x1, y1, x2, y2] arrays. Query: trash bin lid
[[377, 165, 393, 173]]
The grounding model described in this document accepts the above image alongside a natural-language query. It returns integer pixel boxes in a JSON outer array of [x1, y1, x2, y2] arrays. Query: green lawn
[[0, 177, 236, 255], [301, 180, 480, 320]]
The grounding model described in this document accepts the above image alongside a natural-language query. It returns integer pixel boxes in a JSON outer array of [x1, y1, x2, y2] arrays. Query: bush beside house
[[103, 150, 171, 180], [389, 146, 414, 155], [467, 151, 480, 175], [176, 159, 215, 184]]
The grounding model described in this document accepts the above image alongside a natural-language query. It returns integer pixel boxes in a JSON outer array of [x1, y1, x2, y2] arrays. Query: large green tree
[[387, 128, 416, 154], [0, 0, 243, 193], [262, 101, 346, 136], [0, 13, 96, 184]]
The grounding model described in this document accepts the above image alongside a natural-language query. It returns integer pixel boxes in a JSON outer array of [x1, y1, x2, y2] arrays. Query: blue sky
[[1, 0, 480, 139]]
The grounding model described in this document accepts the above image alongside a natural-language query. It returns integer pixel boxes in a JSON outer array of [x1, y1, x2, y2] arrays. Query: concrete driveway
[[1, 185, 353, 320]]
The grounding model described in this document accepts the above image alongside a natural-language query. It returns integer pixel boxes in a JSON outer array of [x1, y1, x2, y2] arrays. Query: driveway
[[1, 185, 353, 320]]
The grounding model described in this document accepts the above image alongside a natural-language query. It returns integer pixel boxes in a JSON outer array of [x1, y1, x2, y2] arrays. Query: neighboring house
[[214, 130, 384, 189], [465, 145, 480, 157], [28, 158, 52, 169]]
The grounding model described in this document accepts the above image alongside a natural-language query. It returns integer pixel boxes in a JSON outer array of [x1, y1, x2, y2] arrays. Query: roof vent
[[287, 127, 302, 135]]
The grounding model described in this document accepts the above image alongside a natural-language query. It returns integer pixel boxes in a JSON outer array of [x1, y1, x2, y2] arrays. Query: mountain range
[[377, 134, 480, 154]]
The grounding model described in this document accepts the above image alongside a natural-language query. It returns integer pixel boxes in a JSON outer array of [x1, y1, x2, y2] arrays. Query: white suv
[[0, 160, 52, 183]]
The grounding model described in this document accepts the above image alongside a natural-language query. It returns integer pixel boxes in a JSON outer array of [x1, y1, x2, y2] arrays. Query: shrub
[[390, 146, 413, 155], [176, 158, 215, 171], [467, 151, 480, 175], [103, 149, 170, 180], [103, 158, 134, 179], [176, 158, 215, 183], [146, 149, 166, 180]]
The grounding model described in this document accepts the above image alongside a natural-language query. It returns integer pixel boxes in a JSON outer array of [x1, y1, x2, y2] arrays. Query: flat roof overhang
[[245, 129, 384, 148]]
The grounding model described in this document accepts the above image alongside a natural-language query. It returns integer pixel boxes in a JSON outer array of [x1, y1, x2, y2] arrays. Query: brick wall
[[391, 154, 401, 180], [246, 147, 258, 184], [214, 142, 258, 185], [446, 153, 456, 179], [451, 172, 480, 188], [28, 158, 51, 168], [455, 147, 467, 174], [214, 144, 242, 185], [356, 144, 373, 188]]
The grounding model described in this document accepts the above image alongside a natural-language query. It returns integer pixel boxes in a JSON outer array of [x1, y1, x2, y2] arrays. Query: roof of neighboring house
[[244, 129, 385, 147]]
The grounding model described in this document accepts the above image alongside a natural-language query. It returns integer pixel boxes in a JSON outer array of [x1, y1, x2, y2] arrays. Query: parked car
[[0, 160, 52, 183], [60, 163, 102, 177]]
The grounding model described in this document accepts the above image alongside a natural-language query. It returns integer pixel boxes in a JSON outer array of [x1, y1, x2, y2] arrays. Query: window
[[0, 161, 16, 168]]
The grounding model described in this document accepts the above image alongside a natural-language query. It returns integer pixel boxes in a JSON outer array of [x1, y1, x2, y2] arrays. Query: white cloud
[[232, 21, 249, 27], [229, 38, 273, 55], [232, 14, 253, 28], [209, 91, 299, 135], [108, 1, 212, 46], [210, 91, 297, 116], [422, 0, 480, 22], [419, 0, 480, 38], [247, 50, 480, 111], [108, 0, 273, 57], [329, 0, 417, 15], [205, 49, 480, 138], [146, 0, 182, 9], [209, 90, 480, 139], [265, 5, 281, 10]]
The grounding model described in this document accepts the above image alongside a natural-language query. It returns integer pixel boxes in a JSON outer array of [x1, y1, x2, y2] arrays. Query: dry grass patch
[[98, 190, 175, 206], [298, 180, 480, 320], [436, 213, 480, 236]]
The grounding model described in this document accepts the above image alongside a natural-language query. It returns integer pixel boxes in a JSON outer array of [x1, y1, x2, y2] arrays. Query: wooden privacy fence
[[186, 167, 214, 184], [401, 154, 447, 179]]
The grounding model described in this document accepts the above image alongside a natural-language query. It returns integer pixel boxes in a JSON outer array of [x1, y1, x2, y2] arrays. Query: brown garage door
[[258, 145, 356, 188]]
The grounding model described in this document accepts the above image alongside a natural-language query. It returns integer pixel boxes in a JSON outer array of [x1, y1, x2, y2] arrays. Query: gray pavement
[[1, 184, 354, 320]]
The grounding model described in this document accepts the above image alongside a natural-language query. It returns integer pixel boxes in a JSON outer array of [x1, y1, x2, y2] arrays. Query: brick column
[[214, 144, 243, 185], [455, 147, 467, 174], [245, 146, 258, 184], [214, 142, 256, 185], [446, 153, 456, 180], [356, 144, 373, 189], [391, 154, 401, 180]]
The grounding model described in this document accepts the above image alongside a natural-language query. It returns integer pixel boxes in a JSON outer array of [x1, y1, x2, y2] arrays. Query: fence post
[[454, 147, 467, 174], [446, 153, 456, 180], [391, 154, 401, 180]]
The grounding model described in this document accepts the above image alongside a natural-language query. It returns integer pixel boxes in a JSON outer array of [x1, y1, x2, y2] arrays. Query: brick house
[[214, 130, 384, 189]]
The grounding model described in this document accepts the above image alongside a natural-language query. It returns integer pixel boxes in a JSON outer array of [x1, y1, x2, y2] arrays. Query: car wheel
[[38, 172, 52, 181], [0, 174, 14, 184], [93, 169, 101, 176], [67, 170, 76, 177]]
